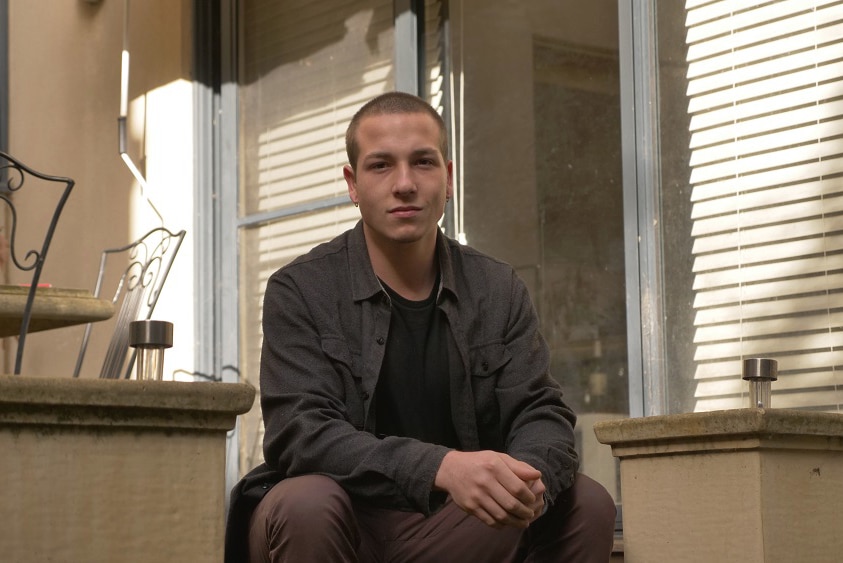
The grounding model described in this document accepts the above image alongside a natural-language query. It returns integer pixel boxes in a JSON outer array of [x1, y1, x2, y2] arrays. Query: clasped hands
[[433, 450, 546, 529]]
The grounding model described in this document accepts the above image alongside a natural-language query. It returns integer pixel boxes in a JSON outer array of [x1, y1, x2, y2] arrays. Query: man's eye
[[417, 159, 435, 166], [369, 162, 388, 170]]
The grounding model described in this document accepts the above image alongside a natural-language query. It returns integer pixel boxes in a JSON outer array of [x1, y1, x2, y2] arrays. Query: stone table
[[0, 285, 114, 336]]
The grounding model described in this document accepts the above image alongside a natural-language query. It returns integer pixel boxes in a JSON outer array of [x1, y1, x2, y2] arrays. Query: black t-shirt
[[375, 278, 460, 449]]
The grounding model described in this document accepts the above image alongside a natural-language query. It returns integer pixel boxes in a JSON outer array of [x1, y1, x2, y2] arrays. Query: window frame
[[194, 0, 242, 495], [618, 0, 660, 417]]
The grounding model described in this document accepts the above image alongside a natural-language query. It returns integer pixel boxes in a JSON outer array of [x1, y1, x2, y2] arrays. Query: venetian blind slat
[[694, 330, 843, 362], [696, 369, 843, 401], [693, 254, 843, 291], [687, 5, 843, 69], [685, 0, 841, 38], [692, 206, 843, 251], [690, 122, 843, 168], [690, 157, 843, 202], [694, 310, 843, 344], [694, 389, 843, 412], [692, 272, 843, 309], [688, 62, 843, 115], [689, 81, 843, 133], [691, 180, 843, 225], [693, 350, 843, 380], [694, 293, 839, 325], [689, 139, 843, 185]]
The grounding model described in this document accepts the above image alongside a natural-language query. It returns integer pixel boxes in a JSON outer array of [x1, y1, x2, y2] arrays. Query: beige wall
[[5, 0, 196, 379]]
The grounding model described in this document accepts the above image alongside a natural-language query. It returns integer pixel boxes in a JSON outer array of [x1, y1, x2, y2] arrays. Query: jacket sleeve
[[259, 269, 451, 514], [498, 270, 580, 504]]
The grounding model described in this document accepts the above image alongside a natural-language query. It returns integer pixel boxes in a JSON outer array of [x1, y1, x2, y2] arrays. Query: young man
[[227, 92, 616, 562]]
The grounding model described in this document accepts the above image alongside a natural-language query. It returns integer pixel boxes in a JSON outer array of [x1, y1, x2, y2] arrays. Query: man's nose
[[393, 163, 416, 195]]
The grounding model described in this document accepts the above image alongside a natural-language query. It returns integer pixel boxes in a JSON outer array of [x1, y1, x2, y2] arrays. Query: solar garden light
[[742, 358, 778, 408], [130, 320, 173, 381]]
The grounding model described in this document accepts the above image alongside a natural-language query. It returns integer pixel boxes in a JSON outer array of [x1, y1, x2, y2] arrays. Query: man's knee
[[569, 473, 617, 530], [253, 474, 353, 528], [248, 475, 359, 562]]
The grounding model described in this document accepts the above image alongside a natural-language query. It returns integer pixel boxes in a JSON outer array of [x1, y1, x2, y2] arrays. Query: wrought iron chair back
[[0, 151, 75, 375], [72, 226, 186, 379]]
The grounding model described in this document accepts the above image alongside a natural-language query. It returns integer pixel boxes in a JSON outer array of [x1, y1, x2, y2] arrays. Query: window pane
[[449, 0, 626, 503], [237, 0, 395, 473], [660, 0, 843, 414]]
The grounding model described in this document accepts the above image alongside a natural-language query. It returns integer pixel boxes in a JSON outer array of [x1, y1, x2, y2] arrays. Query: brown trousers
[[248, 473, 616, 562]]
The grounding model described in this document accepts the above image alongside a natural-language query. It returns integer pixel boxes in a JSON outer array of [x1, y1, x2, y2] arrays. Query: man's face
[[344, 112, 453, 248]]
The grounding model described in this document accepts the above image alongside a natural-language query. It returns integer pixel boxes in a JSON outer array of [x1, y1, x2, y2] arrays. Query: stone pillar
[[0, 375, 255, 563], [594, 408, 843, 563]]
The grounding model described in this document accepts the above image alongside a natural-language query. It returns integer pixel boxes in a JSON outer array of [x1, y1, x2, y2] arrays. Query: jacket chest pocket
[[470, 341, 511, 378], [321, 337, 365, 430], [469, 341, 511, 440]]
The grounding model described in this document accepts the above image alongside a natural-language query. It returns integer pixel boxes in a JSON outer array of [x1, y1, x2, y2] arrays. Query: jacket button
[[362, 391, 370, 400], [376, 337, 385, 345], [482, 361, 489, 371]]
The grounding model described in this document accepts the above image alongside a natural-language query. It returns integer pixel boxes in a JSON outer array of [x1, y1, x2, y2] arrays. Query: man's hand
[[434, 450, 546, 529]]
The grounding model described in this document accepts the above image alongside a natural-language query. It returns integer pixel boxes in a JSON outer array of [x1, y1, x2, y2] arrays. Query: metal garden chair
[[0, 151, 75, 375], [72, 226, 186, 379]]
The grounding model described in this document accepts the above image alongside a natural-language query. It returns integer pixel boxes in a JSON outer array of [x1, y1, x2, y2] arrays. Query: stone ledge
[[0, 375, 255, 431], [595, 408, 843, 447]]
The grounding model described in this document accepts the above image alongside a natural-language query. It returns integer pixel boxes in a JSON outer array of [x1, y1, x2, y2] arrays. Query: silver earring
[[354, 202, 359, 208]]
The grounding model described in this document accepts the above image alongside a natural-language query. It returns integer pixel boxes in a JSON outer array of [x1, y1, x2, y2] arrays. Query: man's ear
[[344, 164, 358, 205], [446, 160, 454, 201]]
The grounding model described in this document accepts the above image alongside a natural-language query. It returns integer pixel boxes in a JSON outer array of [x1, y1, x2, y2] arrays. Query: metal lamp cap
[[129, 319, 173, 349], [742, 358, 778, 381]]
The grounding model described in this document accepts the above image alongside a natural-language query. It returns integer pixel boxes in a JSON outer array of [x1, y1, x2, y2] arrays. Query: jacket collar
[[347, 220, 459, 304], [348, 221, 382, 302]]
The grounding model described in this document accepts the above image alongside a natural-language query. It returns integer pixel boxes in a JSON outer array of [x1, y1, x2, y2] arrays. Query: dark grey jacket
[[225, 221, 578, 561]]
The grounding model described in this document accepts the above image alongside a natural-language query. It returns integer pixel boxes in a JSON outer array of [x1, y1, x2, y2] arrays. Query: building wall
[[5, 0, 196, 380]]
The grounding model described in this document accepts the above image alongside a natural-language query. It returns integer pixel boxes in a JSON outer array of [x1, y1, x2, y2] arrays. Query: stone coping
[[594, 408, 843, 447], [0, 375, 255, 431]]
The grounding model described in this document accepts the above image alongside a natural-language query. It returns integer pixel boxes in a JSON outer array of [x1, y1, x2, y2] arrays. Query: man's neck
[[364, 231, 438, 301]]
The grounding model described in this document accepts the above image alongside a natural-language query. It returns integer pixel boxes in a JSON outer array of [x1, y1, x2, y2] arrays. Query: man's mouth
[[389, 206, 422, 216]]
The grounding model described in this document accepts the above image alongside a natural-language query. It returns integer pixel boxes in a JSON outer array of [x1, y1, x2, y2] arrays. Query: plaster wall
[[5, 0, 196, 380]]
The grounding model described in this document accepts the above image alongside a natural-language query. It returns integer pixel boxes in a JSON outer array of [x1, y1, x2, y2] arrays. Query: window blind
[[686, 0, 843, 411]]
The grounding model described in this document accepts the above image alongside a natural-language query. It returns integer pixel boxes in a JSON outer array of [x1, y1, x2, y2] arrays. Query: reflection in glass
[[448, 0, 626, 503]]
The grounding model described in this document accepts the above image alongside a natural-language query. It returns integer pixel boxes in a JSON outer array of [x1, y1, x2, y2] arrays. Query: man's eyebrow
[[361, 147, 440, 160], [362, 151, 393, 161]]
